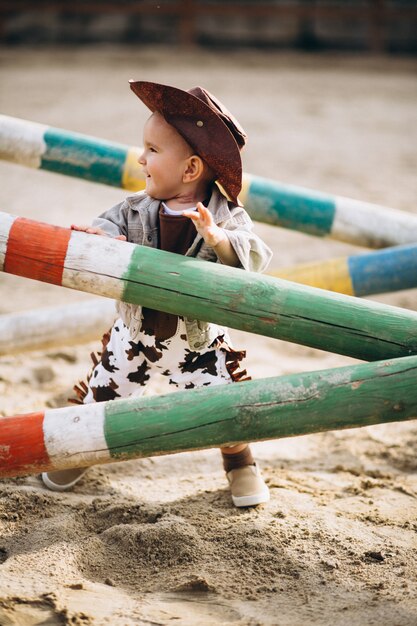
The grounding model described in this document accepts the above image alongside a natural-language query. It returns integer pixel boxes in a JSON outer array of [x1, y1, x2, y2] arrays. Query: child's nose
[[138, 152, 146, 165]]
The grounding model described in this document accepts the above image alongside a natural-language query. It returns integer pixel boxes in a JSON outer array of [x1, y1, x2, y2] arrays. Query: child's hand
[[183, 203, 227, 248], [184, 203, 239, 266], [70, 224, 126, 241]]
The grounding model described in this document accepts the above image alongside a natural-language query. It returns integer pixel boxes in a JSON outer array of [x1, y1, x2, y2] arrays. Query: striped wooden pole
[[271, 243, 417, 296], [0, 299, 116, 356], [2, 114, 416, 248], [1, 355, 416, 478], [239, 173, 417, 248], [0, 114, 145, 191], [1, 211, 417, 362], [3, 240, 416, 355]]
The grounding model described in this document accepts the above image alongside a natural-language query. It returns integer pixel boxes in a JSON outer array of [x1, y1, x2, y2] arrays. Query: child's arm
[[70, 224, 126, 241], [183, 203, 239, 267]]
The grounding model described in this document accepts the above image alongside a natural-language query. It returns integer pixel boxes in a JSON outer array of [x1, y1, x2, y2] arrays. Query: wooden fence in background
[[0, 1, 416, 51]]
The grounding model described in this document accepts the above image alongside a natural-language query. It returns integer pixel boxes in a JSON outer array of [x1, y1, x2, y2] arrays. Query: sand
[[0, 47, 416, 625]]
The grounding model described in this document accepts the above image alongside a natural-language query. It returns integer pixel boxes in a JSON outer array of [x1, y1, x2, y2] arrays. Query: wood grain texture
[[1, 355, 416, 477], [1, 211, 417, 362]]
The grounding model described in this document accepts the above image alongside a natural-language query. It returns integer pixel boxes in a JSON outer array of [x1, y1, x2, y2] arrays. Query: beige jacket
[[93, 186, 272, 350]]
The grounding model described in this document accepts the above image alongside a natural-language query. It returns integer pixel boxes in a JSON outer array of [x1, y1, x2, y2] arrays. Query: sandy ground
[[0, 47, 417, 625]]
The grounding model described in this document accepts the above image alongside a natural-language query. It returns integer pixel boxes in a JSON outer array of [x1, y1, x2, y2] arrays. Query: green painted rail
[[1, 355, 416, 477], [1, 212, 417, 362]]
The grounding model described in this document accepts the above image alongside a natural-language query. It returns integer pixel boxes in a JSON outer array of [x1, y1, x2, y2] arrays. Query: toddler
[[42, 81, 272, 507]]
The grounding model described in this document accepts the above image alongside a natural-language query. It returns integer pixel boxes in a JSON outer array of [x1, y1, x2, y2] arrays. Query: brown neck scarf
[[140, 206, 197, 341]]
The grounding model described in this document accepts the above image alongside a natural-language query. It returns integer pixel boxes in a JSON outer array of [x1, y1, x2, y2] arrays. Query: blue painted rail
[[272, 242, 417, 296]]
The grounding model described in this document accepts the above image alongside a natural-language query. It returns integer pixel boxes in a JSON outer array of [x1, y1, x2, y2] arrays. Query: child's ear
[[183, 155, 204, 183]]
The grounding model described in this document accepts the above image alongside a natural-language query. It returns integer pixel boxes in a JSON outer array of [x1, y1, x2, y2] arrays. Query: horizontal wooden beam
[[271, 242, 417, 297], [0, 299, 116, 356], [1, 211, 417, 362], [1, 354, 416, 478], [3, 241, 417, 356], [241, 174, 417, 248], [1, 115, 416, 248]]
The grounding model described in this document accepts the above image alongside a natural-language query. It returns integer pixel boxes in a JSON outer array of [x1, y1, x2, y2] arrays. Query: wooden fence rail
[[1, 354, 416, 478], [1, 211, 417, 362], [271, 242, 417, 296], [1, 114, 416, 248], [3, 241, 417, 356], [1, 1, 416, 50], [0, 299, 116, 356]]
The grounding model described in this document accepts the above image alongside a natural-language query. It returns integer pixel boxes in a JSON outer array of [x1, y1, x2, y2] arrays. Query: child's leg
[[42, 319, 154, 491], [157, 324, 269, 507], [81, 318, 155, 403], [221, 443, 269, 507], [221, 443, 254, 472]]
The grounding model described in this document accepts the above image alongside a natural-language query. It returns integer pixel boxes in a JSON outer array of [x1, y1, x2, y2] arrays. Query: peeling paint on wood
[[1, 212, 417, 362], [2, 114, 417, 248], [1, 355, 416, 478]]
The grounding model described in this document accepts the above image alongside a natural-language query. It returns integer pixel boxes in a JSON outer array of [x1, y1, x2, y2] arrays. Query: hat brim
[[129, 80, 243, 205]]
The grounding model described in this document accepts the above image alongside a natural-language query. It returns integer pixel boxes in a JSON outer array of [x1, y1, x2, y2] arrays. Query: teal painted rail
[[1, 114, 416, 248]]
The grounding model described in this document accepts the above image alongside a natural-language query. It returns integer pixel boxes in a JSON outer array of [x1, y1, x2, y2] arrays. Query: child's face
[[138, 112, 194, 200]]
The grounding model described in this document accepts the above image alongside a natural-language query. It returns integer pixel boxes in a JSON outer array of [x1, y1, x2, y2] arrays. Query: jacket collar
[[126, 184, 232, 226], [206, 184, 232, 224]]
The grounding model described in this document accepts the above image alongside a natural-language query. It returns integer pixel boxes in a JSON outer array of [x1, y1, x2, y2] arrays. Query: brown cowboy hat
[[129, 80, 247, 205]]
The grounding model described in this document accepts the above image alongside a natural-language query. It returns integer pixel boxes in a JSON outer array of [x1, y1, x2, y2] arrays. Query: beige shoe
[[41, 468, 87, 492], [226, 464, 270, 507]]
